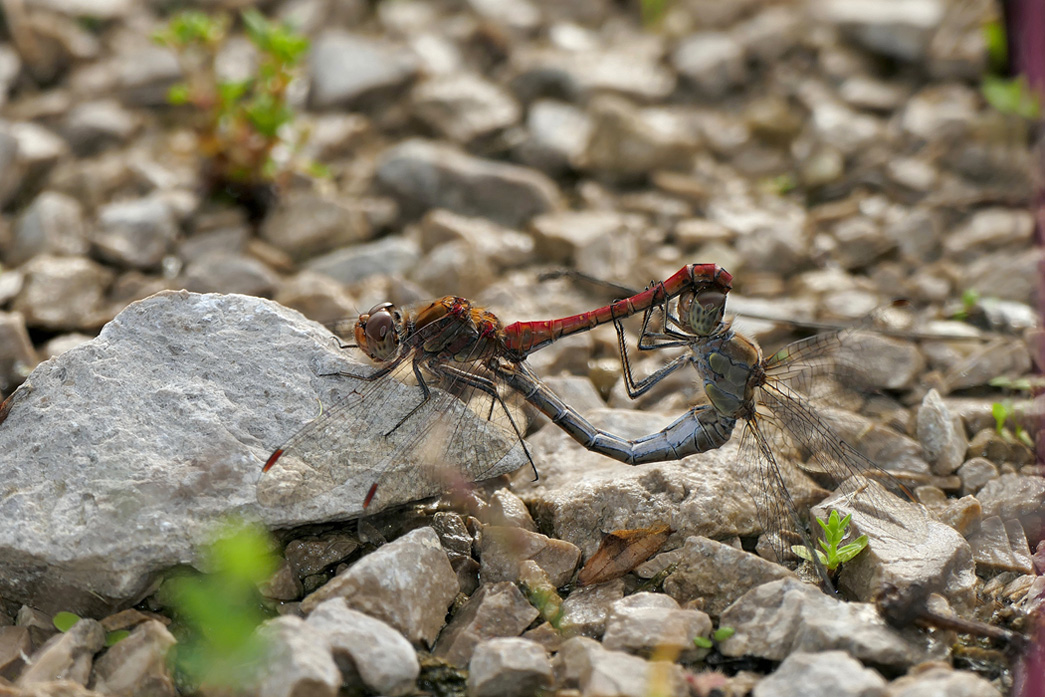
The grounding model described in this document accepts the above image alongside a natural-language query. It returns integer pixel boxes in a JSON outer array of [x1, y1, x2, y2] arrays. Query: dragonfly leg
[[614, 317, 693, 399], [384, 355, 434, 437]]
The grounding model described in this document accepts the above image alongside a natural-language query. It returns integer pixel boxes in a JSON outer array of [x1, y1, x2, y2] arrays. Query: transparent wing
[[257, 323, 530, 513]]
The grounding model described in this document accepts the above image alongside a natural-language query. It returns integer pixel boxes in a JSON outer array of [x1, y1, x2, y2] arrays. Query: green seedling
[[639, 0, 672, 27], [52, 611, 130, 646], [693, 626, 735, 649], [791, 510, 868, 572], [153, 9, 316, 214], [991, 399, 1034, 448], [951, 288, 980, 321], [158, 519, 279, 691]]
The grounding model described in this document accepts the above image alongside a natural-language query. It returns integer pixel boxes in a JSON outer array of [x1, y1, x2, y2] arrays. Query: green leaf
[[166, 84, 191, 106], [693, 636, 713, 649], [982, 76, 1042, 119], [712, 626, 735, 642], [105, 630, 131, 647], [982, 20, 1008, 72], [305, 161, 331, 179], [833, 535, 869, 564], [992, 401, 1008, 434], [53, 611, 81, 632]]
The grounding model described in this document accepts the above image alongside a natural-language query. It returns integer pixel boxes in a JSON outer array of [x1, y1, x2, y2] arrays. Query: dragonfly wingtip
[[263, 449, 284, 472]]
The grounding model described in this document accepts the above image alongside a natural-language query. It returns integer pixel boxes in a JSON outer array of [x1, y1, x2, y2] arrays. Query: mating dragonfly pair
[[258, 263, 916, 587]]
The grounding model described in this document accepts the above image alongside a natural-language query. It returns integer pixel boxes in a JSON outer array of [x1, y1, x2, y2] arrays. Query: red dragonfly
[[257, 264, 734, 514]]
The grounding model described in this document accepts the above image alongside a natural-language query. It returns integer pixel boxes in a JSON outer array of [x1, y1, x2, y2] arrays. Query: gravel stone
[[602, 592, 712, 662], [17, 618, 105, 686], [553, 636, 686, 697], [179, 254, 279, 297], [510, 46, 676, 103], [486, 489, 537, 532], [752, 650, 887, 697], [91, 197, 179, 270], [719, 578, 928, 670], [0, 312, 38, 392], [663, 536, 795, 617], [88, 620, 176, 697], [957, 458, 998, 496], [673, 32, 747, 98], [256, 616, 339, 697], [479, 525, 581, 588], [976, 474, 1045, 533], [0, 626, 32, 681], [435, 582, 540, 667], [259, 193, 374, 261], [60, 100, 140, 156], [301, 527, 459, 646], [6, 191, 88, 266], [272, 271, 358, 328], [967, 516, 1034, 575], [308, 31, 418, 110], [515, 99, 592, 173], [12, 255, 113, 330], [284, 532, 360, 578], [581, 97, 700, 178], [467, 637, 552, 697], [305, 235, 421, 286], [557, 577, 625, 639], [916, 389, 968, 476], [306, 598, 420, 697], [887, 665, 1003, 697], [944, 208, 1034, 262], [816, 0, 944, 62], [411, 73, 520, 144], [376, 139, 561, 227]]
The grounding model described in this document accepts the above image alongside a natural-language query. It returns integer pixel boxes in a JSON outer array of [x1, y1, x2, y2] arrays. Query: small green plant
[[791, 510, 868, 572], [979, 20, 1042, 119], [153, 9, 316, 212], [761, 173, 797, 195], [52, 611, 130, 646], [951, 288, 980, 321], [693, 625, 735, 649], [639, 0, 672, 27], [991, 399, 1034, 448], [158, 520, 279, 691]]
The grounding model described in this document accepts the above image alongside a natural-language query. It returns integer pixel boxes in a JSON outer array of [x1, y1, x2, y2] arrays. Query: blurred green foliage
[[791, 510, 868, 572]]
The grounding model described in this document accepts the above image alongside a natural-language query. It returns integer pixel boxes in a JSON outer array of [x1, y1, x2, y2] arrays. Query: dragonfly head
[[355, 302, 402, 362], [678, 288, 728, 337]]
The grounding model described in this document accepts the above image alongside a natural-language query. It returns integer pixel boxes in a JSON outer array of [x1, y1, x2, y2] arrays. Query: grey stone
[[839, 76, 908, 112], [6, 191, 88, 266], [967, 516, 1034, 575], [479, 525, 580, 588], [435, 582, 538, 667], [808, 100, 884, 156], [602, 592, 712, 662], [553, 636, 686, 697], [92, 197, 179, 270], [558, 578, 624, 639], [411, 73, 520, 144], [663, 536, 795, 617], [510, 45, 675, 103], [944, 209, 1034, 262], [916, 389, 968, 476], [467, 637, 552, 697], [61, 100, 140, 156], [306, 598, 419, 697], [410, 239, 496, 299], [376, 139, 561, 227], [515, 99, 592, 173], [115, 45, 182, 107], [259, 193, 374, 261], [900, 84, 979, 142], [486, 489, 537, 532], [260, 560, 303, 601], [0, 46, 20, 110], [719, 578, 927, 670], [580, 98, 699, 178], [816, 0, 944, 62], [179, 254, 279, 297], [284, 532, 360, 578], [12, 255, 114, 331], [305, 236, 421, 286], [0, 122, 68, 207], [0, 292, 526, 613], [301, 527, 458, 646], [976, 474, 1045, 534], [273, 271, 357, 328], [16, 606, 56, 649], [89, 620, 176, 697], [0, 626, 32, 681], [256, 616, 339, 697], [529, 210, 645, 269], [0, 312, 38, 392], [18, 618, 105, 686], [957, 458, 998, 497], [815, 481, 976, 610], [829, 217, 895, 269], [418, 209, 536, 271], [887, 665, 1003, 697], [308, 31, 418, 110], [943, 339, 1032, 392], [753, 650, 887, 697], [673, 32, 747, 98]]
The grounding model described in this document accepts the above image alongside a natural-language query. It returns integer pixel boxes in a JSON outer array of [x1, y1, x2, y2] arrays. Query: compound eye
[[679, 290, 727, 336], [364, 308, 394, 344]]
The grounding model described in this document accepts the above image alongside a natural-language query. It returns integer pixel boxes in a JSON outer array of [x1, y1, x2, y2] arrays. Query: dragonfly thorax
[[355, 302, 403, 363], [700, 331, 763, 419]]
